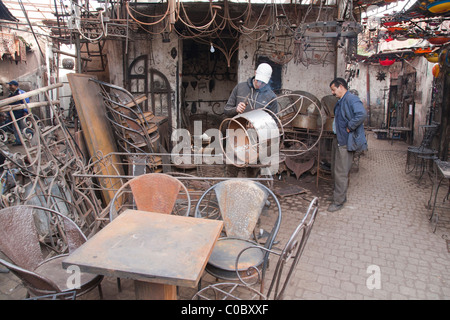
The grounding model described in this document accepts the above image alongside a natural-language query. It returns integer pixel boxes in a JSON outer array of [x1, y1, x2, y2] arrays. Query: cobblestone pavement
[[1, 133, 449, 300]]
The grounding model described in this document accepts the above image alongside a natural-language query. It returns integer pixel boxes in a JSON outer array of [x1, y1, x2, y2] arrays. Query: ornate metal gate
[[127, 55, 172, 150]]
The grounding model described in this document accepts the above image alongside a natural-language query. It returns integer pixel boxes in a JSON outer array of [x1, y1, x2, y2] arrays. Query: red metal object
[[383, 21, 399, 27], [379, 58, 395, 66], [129, 173, 183, 214]]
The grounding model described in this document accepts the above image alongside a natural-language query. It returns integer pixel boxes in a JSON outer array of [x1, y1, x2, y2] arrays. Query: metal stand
[[428, 160, 450, 232]]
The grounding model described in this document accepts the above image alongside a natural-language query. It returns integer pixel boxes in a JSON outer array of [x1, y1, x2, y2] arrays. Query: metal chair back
[[214, 179, 268, 239], [0, 205, 102, 298], [195, 179, 282, 248], [194, 179, 282, 290], [265, 197, 319, 299], [109, 173, 191, 221], [0, 206, 44, 271]]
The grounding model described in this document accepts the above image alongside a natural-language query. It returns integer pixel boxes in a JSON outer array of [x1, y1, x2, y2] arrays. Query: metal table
[[428, 160, 450, 232], [63, 209, 223, 299], [389, 126, 411, 145]]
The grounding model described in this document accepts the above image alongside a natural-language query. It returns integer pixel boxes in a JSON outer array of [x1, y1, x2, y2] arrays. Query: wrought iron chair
[[193, 197, 319, 300], [109, 172, 191, 221], [0, 205, 103, 299], [93, 79, 160, 155], [194, 179, 282, 291], [405, 123, 439, 174]]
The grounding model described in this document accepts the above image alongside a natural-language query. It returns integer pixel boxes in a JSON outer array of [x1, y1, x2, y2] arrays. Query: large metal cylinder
[[221, 109, 281, 167]]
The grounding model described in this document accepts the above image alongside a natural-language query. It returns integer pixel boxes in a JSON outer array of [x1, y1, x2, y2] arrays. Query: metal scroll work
[[0, 84, 103, 237]]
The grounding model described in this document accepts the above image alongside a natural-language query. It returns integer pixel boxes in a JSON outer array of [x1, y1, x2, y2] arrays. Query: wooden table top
[[62, 209, 223, 287]]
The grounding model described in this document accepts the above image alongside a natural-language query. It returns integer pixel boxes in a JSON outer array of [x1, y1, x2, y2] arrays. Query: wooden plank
[[135, 281, 177, 300], [67, 74, 124, 205]]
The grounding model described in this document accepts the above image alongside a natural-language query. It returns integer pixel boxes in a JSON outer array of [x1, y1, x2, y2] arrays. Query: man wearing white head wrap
[[224, 63, 278, 117]]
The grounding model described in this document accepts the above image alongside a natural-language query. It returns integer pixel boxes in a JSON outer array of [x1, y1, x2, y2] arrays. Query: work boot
[[327, 203, 343, 212], [326, 196, 346, 203]]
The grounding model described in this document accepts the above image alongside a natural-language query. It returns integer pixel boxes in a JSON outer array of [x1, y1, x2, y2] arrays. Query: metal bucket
[[220, 109, 281, 167]]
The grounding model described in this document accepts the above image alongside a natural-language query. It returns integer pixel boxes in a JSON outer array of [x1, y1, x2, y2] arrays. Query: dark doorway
[[256, 56, 282, 94]]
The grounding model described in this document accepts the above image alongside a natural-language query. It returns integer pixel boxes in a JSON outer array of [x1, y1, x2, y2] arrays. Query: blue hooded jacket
[[334, 91, 367, 152], [9, 88, 29, 118]]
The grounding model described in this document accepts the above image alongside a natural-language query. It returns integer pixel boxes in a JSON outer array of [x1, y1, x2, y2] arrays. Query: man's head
[[7, 80, 19, 92], [329, 78, 348, 99], [254, 63, 272, 89]]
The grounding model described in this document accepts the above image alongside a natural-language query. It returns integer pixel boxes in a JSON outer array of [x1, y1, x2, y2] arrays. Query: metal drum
[[288, 91, 321, 130], [220, 109, 281, 167], [321, 95, 338, 117]]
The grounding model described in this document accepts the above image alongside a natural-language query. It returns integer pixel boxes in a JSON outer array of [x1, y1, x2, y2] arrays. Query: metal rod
[[0, 83, 63, 108]]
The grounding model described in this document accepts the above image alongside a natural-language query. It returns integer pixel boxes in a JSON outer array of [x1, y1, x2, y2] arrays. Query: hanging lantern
[[387, 27, 406, 33], [383, 21, 399, 27], [432, 64, 440, 78], [414, 47, 432, 55], [379, 58, 395, 66], [367, 16, 380, 32], [425, 52, 439, 62], [428, 37, 450, 45], [427, 0, 450, 13]]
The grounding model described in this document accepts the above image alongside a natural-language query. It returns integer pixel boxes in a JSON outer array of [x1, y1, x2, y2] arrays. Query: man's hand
[[236, 101, 247, 114]]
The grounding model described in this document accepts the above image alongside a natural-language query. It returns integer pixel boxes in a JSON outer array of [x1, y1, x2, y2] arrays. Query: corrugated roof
[[2, 0, 57, 23]]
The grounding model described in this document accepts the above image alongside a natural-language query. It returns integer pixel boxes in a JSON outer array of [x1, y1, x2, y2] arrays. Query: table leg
[[134, 280, 177, 300], [429, 177, 445, 233]]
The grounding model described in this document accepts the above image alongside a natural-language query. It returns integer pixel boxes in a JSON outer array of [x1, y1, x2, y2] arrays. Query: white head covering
[[255, 63, 272, 84]]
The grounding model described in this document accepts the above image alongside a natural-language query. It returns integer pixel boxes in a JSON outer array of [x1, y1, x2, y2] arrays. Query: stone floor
[[1, 133, 449, 300]]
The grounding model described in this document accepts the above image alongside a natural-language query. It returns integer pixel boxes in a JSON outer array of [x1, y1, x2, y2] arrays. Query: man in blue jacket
[[328, 78, 367, 212], [1, 80, 30, 145]]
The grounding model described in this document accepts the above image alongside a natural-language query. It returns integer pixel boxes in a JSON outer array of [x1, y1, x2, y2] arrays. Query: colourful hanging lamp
[[425, 52, 439, 62], [383, 21, 399, 27], [379, 58, 395, 66], [428, 37, 450, 45], [414, 47, 432, 55], [432, 64, 440, 77], [427, 0, 450, 13]]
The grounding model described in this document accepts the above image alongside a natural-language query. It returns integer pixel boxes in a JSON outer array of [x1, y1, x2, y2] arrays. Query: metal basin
[[292, 113, 319, 129]]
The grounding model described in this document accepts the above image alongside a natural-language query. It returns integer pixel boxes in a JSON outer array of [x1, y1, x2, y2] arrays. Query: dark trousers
[[331, 138, 354, 205]]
